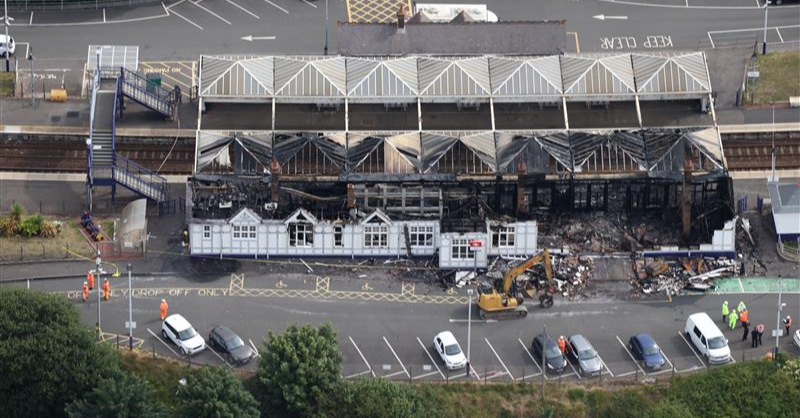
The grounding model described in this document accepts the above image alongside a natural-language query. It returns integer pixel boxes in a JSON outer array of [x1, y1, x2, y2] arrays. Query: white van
[[685, 312, 731, 364]]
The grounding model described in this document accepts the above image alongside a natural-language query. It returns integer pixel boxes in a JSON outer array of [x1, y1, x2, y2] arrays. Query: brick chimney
[[397, 5, 406, 34]]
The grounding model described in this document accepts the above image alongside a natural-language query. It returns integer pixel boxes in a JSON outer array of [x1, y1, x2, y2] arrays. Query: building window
[[334, 225, 343, 248], [409, 225, 434, 247], [364, 225, 388, 248], [203, 225, 211, 239], [289, 223, 314, 247], [233, 225, 256, 240], [492, 226, 515, 247], [451, 239, 474, 260]]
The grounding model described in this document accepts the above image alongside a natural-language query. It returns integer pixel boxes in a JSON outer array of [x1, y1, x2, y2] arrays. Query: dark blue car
[[628, 333, 665, 370]]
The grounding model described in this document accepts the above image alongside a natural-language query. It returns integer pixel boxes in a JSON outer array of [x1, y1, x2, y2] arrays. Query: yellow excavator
[[476, 249, 553, 320]]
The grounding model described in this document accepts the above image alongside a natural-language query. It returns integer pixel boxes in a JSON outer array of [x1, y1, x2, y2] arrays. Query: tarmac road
[[3, 0, 798, 95], [11, 271, 800, 381]]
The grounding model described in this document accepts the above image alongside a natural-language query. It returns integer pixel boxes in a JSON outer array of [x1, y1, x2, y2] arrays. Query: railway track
[[0, 132, 796, 174], [721, 131, 800, 171], [0, 141, 194, 174]]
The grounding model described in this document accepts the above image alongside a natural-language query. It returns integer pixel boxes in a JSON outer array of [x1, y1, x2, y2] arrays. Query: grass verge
[[750, 51, 800, 104], [0, 71, 14, 97], [0, 218, 96, 261]]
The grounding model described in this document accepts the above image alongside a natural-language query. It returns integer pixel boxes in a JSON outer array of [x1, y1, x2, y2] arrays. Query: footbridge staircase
[[86, 68, 181, 206]]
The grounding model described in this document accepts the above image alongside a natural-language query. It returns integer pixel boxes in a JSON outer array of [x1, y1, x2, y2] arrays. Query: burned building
[[187, 52, 733, 267]]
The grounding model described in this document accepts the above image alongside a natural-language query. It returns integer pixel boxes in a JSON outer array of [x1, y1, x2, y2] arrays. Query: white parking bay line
[[775, 28, 784, 42], [678, 332, 708, 369], [208, 345, 234, 368], [147, 328, 180, 357], [345, 369, 373, 379], [301, 0, 317, 8], [596, 354, 614, 378], [385, 370, 406, 378], [192, 0, 232, 24], [349, 336, 375, 377], [660, 350, 675, 371], [226, 0, 260, 18], [168, 8, 204, 30], [248, 339, 260, 357], [416, 337, 445, 379], [485, 338, 514, 381], [262, 0, 289, 14], [383, 336, 409, 378], [616, 335, 646, 376], [567, 359, 581, 380], [414, 370, 441, 380]]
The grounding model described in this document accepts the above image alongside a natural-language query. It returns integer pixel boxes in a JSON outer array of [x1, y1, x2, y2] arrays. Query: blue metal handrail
[[86, 70, 100, 186], [120, 68, 179, 105], [115, 154, 168, 199], [112, 75, 120, 167]]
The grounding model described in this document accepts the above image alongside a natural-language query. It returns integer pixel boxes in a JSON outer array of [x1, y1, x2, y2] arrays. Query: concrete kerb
[[0, 271, 178, 284]]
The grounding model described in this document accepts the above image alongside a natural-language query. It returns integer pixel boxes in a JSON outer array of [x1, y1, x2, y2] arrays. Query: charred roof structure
[[189, 52, 733, 262]]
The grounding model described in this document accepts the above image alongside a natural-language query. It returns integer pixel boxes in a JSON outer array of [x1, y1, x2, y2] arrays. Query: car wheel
[[162, 330, 168, 340]]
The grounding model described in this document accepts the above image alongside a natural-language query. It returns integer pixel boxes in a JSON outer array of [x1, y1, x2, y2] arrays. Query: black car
[[209, 326, 254, 365], [531, 333, 566, 374]]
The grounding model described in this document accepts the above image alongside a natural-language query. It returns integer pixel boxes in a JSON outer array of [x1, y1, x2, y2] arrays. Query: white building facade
[[189, 208, 538, 268]]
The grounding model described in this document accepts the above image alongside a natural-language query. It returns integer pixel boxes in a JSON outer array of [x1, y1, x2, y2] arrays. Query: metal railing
[[6, 0, 164, 12], [86, 70, 100, 186], [119, 68, 178, 118], [114, 154, 168, 201]]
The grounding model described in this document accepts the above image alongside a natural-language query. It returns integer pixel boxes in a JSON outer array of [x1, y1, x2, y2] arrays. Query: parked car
[[794, 329, 800, 350], [685, 312, 731, 364], [531, 333, 566, 374], [209, 325, 254, 365], [0, 35, 14, 56], [162, 314, 206, 356], [628, 333, 665, 370], [433, 331, 467, 370], [567, 334, 602, 376]]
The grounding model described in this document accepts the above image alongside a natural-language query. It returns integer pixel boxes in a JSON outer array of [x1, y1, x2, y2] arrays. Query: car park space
[[663, 333, 709, 373], [348, 336, 407, 378], [339, 336, 374, 378]]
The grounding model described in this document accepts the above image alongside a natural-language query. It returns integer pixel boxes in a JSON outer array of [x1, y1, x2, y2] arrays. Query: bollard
[[152, 340, 156, 358], [521, 366, 524, 383], [409, 366, 412, 383], [42, 244, 45, 260], [484, 368, 487, 385], [635, 368, 639, 381], [672, 366, 676, 381], [65, 244, 69, 258], [445, 368, 449, 385], [116, 334, 119, 350]]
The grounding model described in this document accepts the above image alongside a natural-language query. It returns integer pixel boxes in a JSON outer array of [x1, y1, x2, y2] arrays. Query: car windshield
[[708, 337, 726, 349], [642, 344, 660, 356], [445, 344, 461, 356], [226, 337, 245, 350], [545, 343, 562, 358], [578, 348, 597, 360], [178, 327, 197, 341]]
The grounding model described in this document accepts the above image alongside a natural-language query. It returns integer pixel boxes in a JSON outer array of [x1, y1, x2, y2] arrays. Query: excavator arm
[[502, 249, 552, 294]]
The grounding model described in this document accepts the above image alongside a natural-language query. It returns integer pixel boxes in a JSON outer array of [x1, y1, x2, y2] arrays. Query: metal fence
[[7, 0, 165, 12]]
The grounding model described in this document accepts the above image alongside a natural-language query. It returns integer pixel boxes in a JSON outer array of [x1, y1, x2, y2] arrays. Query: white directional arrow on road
[[241, 35, 277, 41], [593, 14, 628, 20]]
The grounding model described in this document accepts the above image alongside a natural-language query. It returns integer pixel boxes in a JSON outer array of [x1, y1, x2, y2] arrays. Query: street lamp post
[[27, 47, 33, 107], [127, 263, 134, 351], [3, 0, 11, 72], [95, 252, 102, 341], [467, 288, 473, 378], [774, 276, 786, 359], [762, 0, 769, 54], [323, 0, 329, 56]]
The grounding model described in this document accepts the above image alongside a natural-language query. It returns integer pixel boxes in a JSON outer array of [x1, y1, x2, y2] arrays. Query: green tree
[[177, 366, 260, 418], [0, 288, 119, 417], [65, 371, 167, 418], [255, 323, 342, 417]]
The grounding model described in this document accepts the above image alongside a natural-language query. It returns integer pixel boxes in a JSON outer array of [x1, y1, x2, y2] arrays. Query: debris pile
[[631, 257, 738, 297], [538, 212, 681, 253], [551, 255, 594, 300]]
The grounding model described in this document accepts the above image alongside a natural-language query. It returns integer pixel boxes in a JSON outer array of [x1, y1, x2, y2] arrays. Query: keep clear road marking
[[383, 336, 409, 378], [226, 0, 260, 18], [192, 0, 233, 24], [262, 0, 290, 14], [147, 328, 180, 357], [208, 344, 234, 369], [616, 335, 646, 376], [484, 338, 514, 381], [349, 336, 375, 377], [518, 338, 546, 380], [301, 0, 317, 8], [415, 337, 445, 380], [678, 332, 709, 369]]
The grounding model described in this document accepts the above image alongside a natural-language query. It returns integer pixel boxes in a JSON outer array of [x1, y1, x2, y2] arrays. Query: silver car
[[567, 334, 603, 377]]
